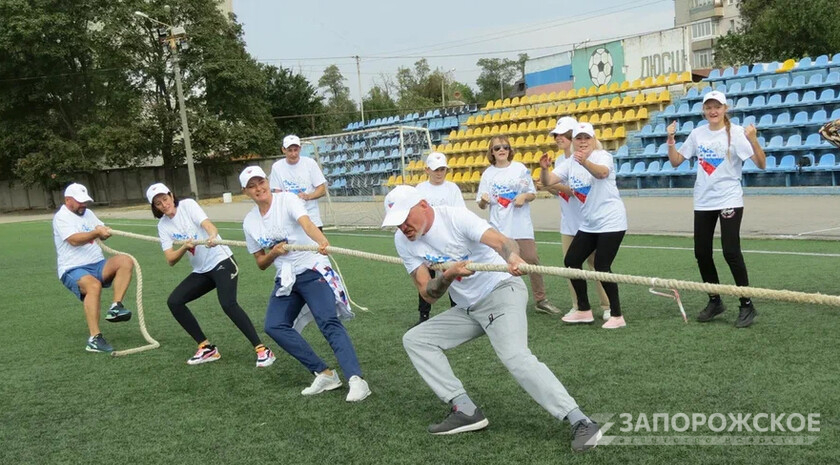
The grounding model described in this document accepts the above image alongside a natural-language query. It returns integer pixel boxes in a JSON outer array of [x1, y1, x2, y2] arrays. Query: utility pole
[[354, 55, 365, 124]]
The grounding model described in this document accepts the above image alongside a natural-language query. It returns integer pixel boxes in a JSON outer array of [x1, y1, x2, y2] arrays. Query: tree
[[262, 64, 325, 138], [318, 64, 357, 133], [362, 85, 400, 120], [475, 57, 521, 104], [715, 0, 840, 66]]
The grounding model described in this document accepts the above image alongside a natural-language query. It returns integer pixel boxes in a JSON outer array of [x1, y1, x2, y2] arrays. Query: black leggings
[[694, 208, 750, 295], [167, 257, 262, 346], [417, 269, 456, 315], [564, 230, 626, 316]]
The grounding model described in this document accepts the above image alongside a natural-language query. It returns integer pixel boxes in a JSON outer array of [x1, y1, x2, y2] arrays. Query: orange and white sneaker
[[602, 316, 627, 329], [561, 310, 594, 324], [256, 346, 276, 368], [187, 344, 221, 365]]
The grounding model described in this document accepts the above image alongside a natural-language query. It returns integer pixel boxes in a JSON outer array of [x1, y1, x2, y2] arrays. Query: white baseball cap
[[425, 152, 448, 170], [64, 183, 93, 203], [145, 183, 170, 204], [572, 122, 595, 138], [381, 185, 424, 228], [239, 165, 268, 188], [549, 116, 578, 136], [283, 135, 301, 148], [703, 90, 727, 106]]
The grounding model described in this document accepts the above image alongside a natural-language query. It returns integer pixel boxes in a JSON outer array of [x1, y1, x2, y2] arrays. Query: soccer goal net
[[302, 125, 432, 229]]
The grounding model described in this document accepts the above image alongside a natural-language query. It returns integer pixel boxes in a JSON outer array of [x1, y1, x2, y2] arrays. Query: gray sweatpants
[[402, 277, 580, 420]]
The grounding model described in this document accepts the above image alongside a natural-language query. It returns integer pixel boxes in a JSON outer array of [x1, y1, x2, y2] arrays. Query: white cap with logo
[[703, 90, 727, 106], [381, 185, 424, 228], [145, 183, 171, 204], [425, 152, 448, 170], [239, 165, 268, 188], [283, 135, 301, 149], [64, 183, 93, 203], [550, 116, 578, 136], [572, 122, 595, 138]]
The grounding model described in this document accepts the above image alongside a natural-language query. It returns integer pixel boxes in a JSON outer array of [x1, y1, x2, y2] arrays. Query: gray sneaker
[[535, 299, 562, 315], [86, 333, 114, 353], [428, 407, 489, 435], [571, 420, 602, 452], [105, 302, 132, 323]]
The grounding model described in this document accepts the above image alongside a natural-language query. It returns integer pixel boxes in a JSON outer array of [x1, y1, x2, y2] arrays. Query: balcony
[[689, 0, 724, 21]]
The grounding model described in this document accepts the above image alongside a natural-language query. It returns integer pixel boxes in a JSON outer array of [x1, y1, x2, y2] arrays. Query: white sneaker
[[346, 375, 371, 402], [603, 309, 612, 321], [301, 370, 342, 396], [564, 308, 577, 318]]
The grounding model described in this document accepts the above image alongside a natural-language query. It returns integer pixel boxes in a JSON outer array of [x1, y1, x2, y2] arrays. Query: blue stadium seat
[[765, 61, 780, 73], [698, 119, 709, 128], [773, 77, 789, 90], [831, 53, 840, 64], [618, 162, 632, 175], [803, 133, 823, 149], [769, 154, 796, 172], [830, 108, 840, 121], [662, 104, 676, 116], [751, 95, 766, 108], [773, 112, 791, 128], [783, 93, 800, 107], [818, 89, 835, 103], [826, 72, 840, 85], [766, 94, 783, 108], [653, 123, 666, 135], [757, 113, 774, 127], [801, 90, 817, 104], [735, 97, 750, 110], [656, 143, 669, 155], [690, 102, 702, 113], [815, 55, 830, 67], [676, 103, 690, 115], [675, 160, 692, 174], [742, 158, 760, 173], [785, 134, 802, 148], [736, 65, 750, 76], [730, 116, 741, 126], [660, 161, 676, 174], [765, 155, 777, 169], [742, 80, 757, 94], [729, 82, 743, 94], [792, 111, 809, 126], [708, 69, 721, 79], [807, 73, 823, 87], [642, 143, 656, 156], [790, 75, 807, 89], [799, 56, 813, 68], [722, 67, 735, 78], [631, 161, 646, 174], [616, 145, 629, 158], [757, 79, 773, 92], [716, 83, 727, 93], [685, 88, 699, 99], [680, 121, 695, 134], [766, 135, 784, 150], [645, 160, 661, 175], [751, 63, 765, 74], [640, 124, 653, 135]]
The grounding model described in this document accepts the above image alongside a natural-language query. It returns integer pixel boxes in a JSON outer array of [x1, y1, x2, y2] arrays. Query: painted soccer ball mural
[[588, 47, 614, 86]]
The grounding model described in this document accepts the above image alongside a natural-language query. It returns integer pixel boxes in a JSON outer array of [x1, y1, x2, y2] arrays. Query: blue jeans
[[265, 269, 362, 378]]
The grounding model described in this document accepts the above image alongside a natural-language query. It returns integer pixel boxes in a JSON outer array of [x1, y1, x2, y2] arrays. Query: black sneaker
[[571, 420, 602, 452], [86, 333, 114, 353], [105, 302, 132, 323], [696, 300, 725, 322], [428, 407, 489, 435], [735, 303, 757, 328]]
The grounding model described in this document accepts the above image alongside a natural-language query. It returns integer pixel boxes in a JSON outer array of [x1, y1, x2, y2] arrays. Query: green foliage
[[261, 64, 325, 138], [715, 0, 840, 66], [318, 64, 357, 133], [475, 55, 527, 104]]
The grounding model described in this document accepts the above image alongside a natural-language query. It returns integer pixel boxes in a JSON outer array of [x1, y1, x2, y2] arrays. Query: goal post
[[301, 125, 433, 229]]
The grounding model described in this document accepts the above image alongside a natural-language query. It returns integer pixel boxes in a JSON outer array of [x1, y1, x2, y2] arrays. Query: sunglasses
[[492, 144, 511, 152]]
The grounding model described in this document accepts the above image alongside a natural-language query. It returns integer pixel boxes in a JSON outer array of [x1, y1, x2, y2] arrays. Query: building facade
[[674, 0, 741, 69]]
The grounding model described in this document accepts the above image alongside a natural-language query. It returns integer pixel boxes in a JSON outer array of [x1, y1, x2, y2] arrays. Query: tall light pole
[[441, 68, 455, 107], [135, 11, 199, 199], [354, 55, 365, 125]]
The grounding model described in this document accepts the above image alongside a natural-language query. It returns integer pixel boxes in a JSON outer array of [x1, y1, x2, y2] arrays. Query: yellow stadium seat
[[624, 109, 636, 121], [589, 113, 600, 125], [632, 93, 645, 105], [545, 150, 555, 162], [478, 140, 489, 150], [449, 130, 458, 140], [665, 72, 678, 85], [522, 151, 533, 164], [777, 59, 796, 72], [620, 80, 631, 91], [601, 127, 613, 140], [531, 166, 542, 180], [445, 172, 454, 182], [488, 125, 499, 136], [407, 160, 417, 171], [452, 172, 463, 183], [494, 99, 503, 108], [614, 126, 626, 139], [655, 75, 667, 86], [395, 175, 404, 184], [484, 100, 495, 110], [533, 150, 544, 162], [526, 108, 537, 119], [452, 142, 462, 154], [578, 114, 589, 123], [386, 175, 396, 186], [641, 76, 654, 88], [526, 121, 538, 133], [565, 102, 577, 113], [548, 91, 558, 101], [637, 107, 648, 120], [601, 112, 612, 125], [629, 79, 641, 90], [536, 107, 548, 118], [466, 115, 475, 125], [594, 128, 602, 139], [510, 96, 520, 106], [516, 122, 528, 134], [678, 71, 691, 83], [608, 82, 620, 93], [610, 96, 621, 108], [513, 152, 523, 163], [613, 110, 624, 122], [587, 100, 599, 111], [496, 124, 507, 134], [464, 128, 474, 139], [500, 111, 510, 121], [658, 90, 671, 102], [442, 144, 453, 152], [514, 136, 526, 148], [587, 86, 597, 96], [598, 98, 610, 110], [537, 93, 548, 103], [621, 95, 634, 107], [468, 140, 479, 151], [645, 92, 657, 104], [464, 155, 475, 167], [524, 135, 536, 147], [500, 98, 510, 108], [535, 134, 548, 147], [566, 88, 578, 99], [597, 84, 607, 95], [536, 119, 548, 131], [470, 171, 481, 183], [472, 114, 483, 125]]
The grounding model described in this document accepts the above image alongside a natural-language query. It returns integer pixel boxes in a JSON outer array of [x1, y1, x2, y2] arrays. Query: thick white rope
[[108, 229, 840, 308], [96, 239, 161, 356]]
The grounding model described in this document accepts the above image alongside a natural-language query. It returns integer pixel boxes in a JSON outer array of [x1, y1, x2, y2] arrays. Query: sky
[[232, 0, 676, 103]]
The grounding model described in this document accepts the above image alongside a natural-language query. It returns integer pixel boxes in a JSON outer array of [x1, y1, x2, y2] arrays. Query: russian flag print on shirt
[[493, 183, 518, 208], [697, 144, 725, 175], [569, 175, 591, 204], [282, 179, 307, 195]]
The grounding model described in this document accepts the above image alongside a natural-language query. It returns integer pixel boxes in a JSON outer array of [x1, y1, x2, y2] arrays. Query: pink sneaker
[[561, 310, 594, 324], [602, 316, 626, 329]]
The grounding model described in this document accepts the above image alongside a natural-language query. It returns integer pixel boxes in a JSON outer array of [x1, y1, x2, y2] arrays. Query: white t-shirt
[[678, 124, 755, 210], [476, 161, 536, 240], [53, 205, 105, 278], [243, 193, 327, 277], [415, 181, 467, 208], [554, 150, 627, 233], [552, 155, 585, 236], [394, 206, 511, 308], [157, 199, 233, 274], [269, 157, 328, 227]]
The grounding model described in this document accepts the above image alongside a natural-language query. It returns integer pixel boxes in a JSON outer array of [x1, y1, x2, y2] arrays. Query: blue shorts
[[60, 260, 110, 301]]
